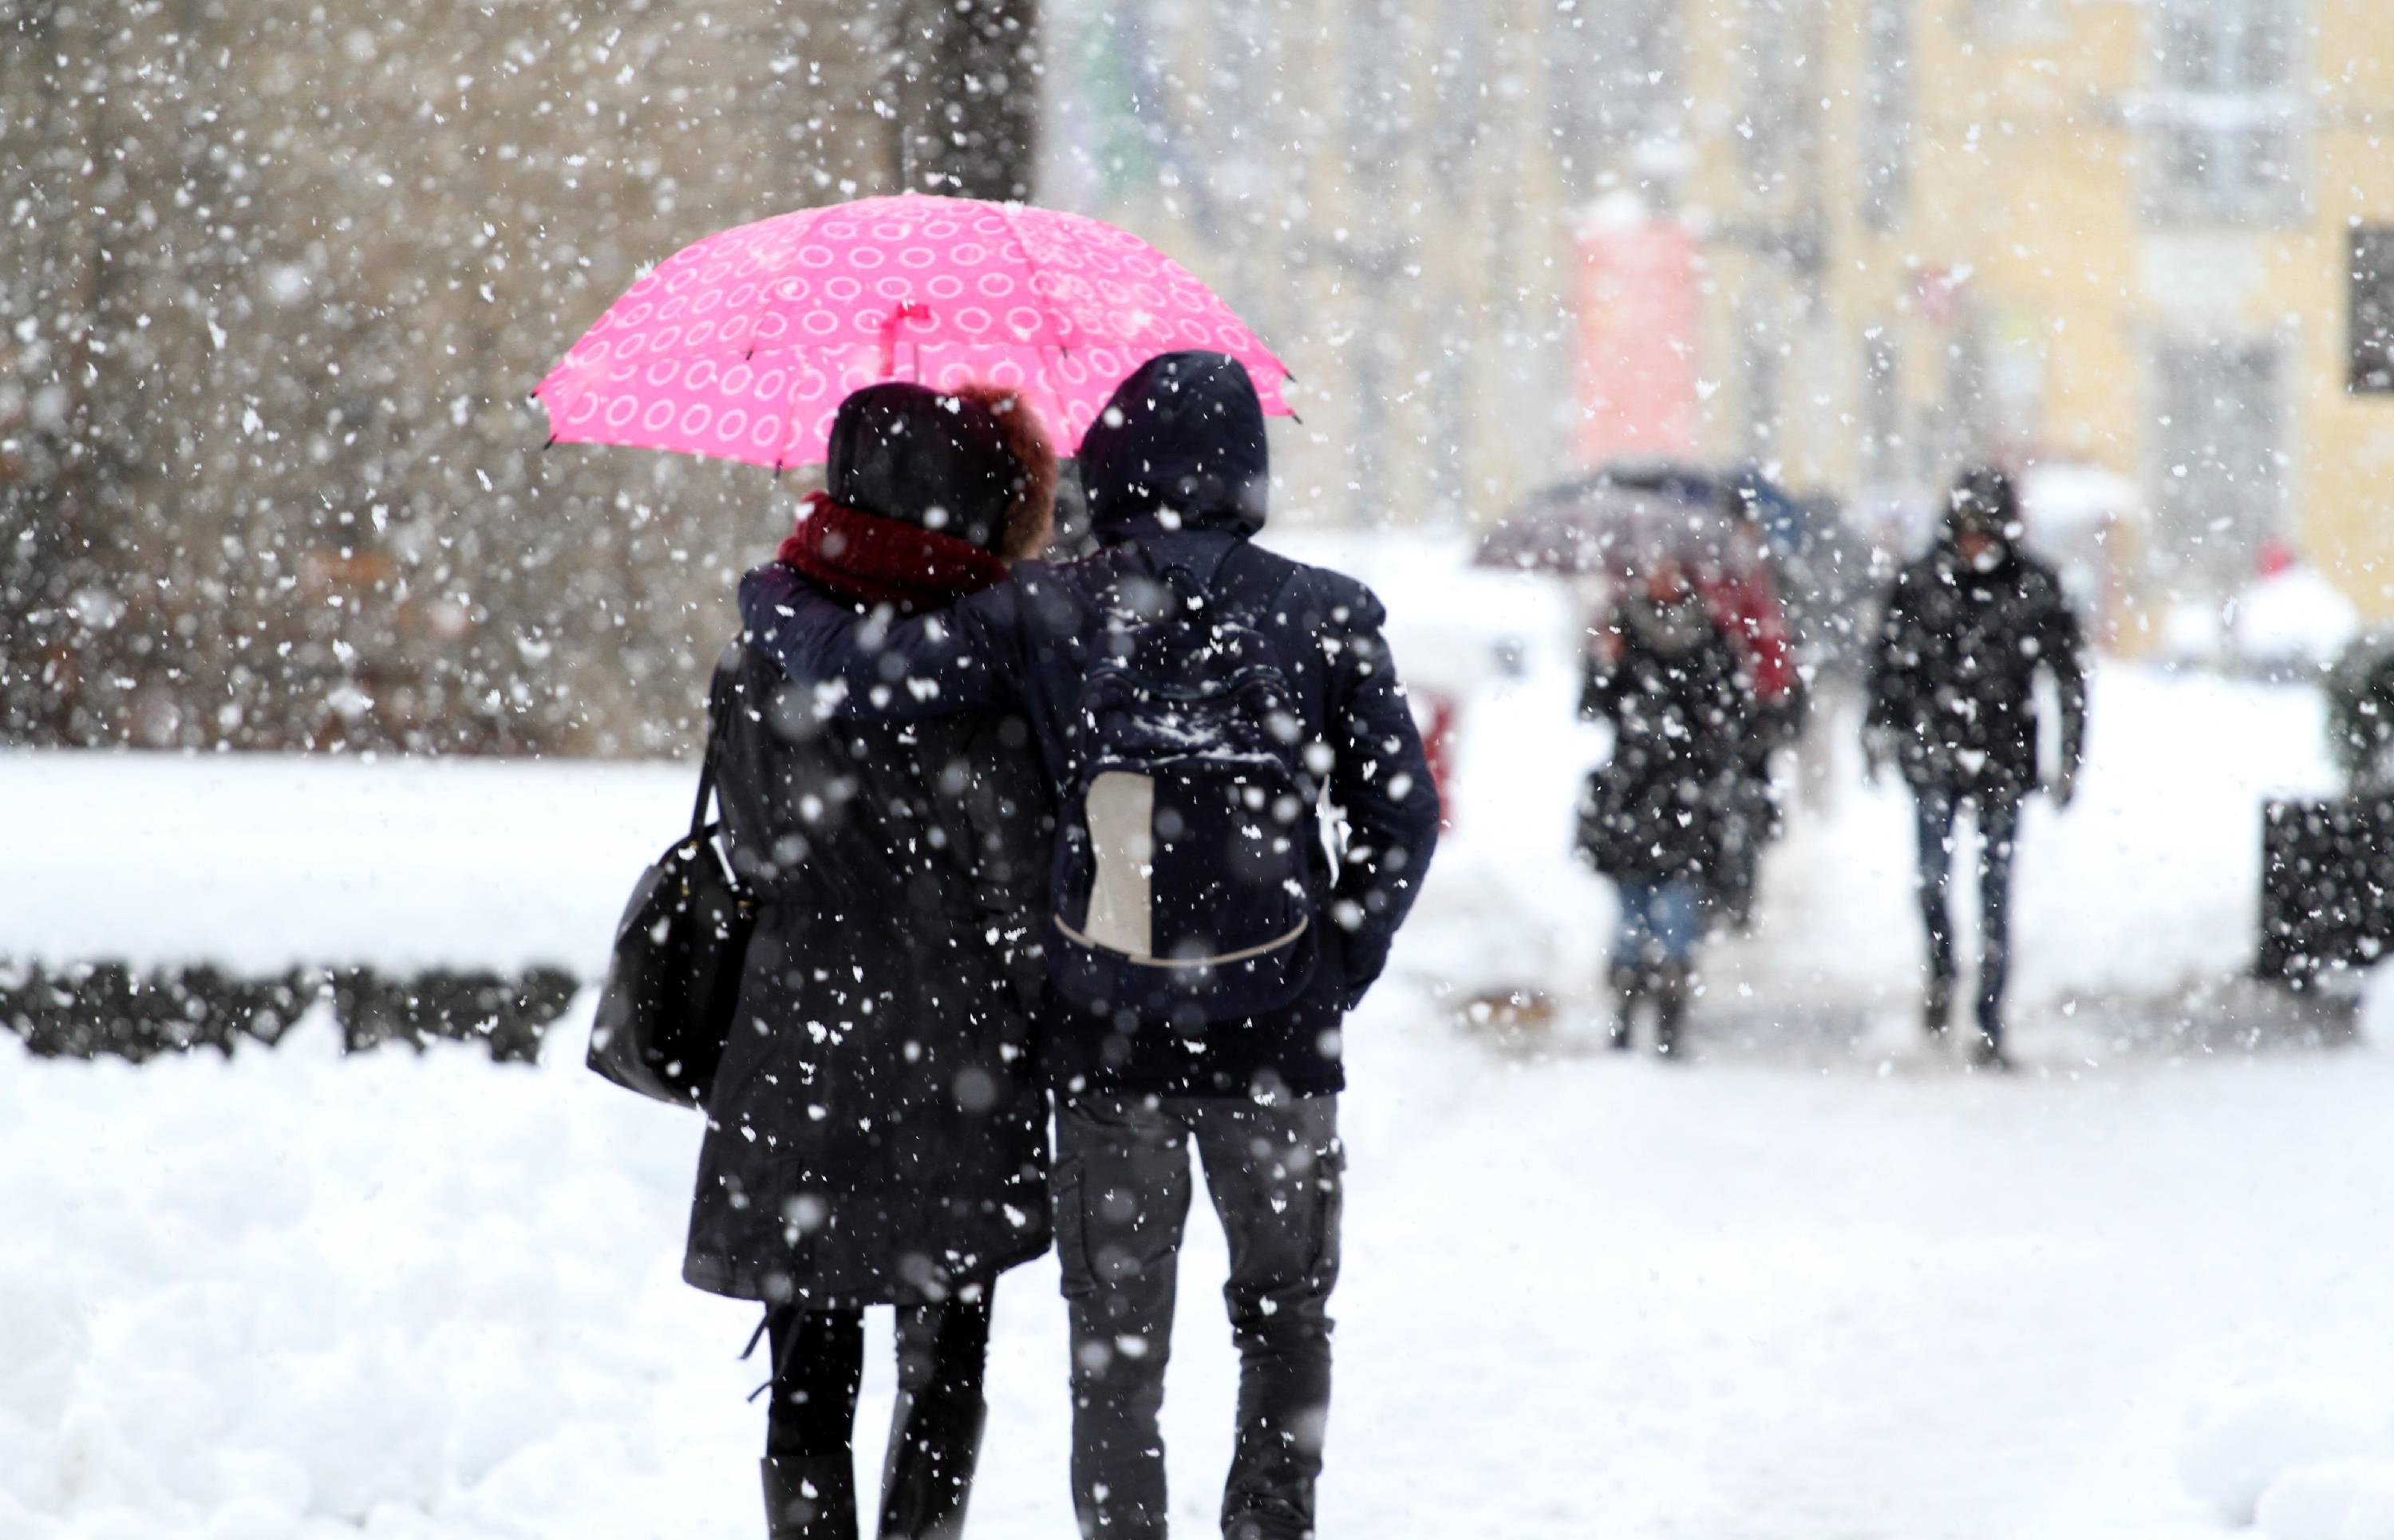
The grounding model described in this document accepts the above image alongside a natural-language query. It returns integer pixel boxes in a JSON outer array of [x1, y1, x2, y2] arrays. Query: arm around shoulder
[[737, 560, 1021, 720]]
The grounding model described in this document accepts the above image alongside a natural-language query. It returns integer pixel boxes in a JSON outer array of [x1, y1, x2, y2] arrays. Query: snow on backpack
[[1049, 549, 1323, 1024]]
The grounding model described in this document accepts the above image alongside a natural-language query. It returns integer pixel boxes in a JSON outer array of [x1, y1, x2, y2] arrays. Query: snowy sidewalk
[[10, 661, 2394, 1538], [9, 983, 2393, 1539]]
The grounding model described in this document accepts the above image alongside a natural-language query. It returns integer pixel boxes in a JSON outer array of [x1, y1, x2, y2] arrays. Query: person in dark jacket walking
[[740, 351, 1440, 1540], [688, 381, 1060, 1538], [1578, 551, 1756, 1056], [1864, 465, 2088, 1068]]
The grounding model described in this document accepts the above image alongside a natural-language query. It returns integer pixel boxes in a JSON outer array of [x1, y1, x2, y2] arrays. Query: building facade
[[1675, 0, 2394, 616], [1039, 0, 1681, 529]]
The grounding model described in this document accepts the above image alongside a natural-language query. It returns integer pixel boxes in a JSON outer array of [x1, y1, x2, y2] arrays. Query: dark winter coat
[[1864, 538, 2088, 799], [1578, 594, 1756, 886], [681, 663, 1056, 1307], [741, 352, 1441, 1101]]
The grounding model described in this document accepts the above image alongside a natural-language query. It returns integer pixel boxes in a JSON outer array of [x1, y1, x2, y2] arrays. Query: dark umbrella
[[1475, 477, 1729, 577], [1602, 460, 1808, 551], [1602, 460, 1875, 676]]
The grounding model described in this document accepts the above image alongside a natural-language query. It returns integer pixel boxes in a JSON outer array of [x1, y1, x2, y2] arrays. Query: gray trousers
[[1053, 1092, 1344, 1540]]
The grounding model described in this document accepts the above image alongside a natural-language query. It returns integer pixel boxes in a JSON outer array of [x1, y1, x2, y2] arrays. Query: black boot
[[1968, 1008, 2013, 1072], [1923, 971, 1955, 1040], [765, 1455, 859, 1540], [877, 1392, 986, 1539], [1608, 965, 1641, 1051], [1653, 964, 1690, 1060]]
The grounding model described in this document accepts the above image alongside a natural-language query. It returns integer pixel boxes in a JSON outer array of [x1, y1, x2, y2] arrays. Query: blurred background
[[13, 7, 2394, 1539], [9, 0, 2388, 756]]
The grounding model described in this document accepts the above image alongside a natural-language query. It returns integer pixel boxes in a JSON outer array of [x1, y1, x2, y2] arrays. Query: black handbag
[[587, 654, 756, 1108]]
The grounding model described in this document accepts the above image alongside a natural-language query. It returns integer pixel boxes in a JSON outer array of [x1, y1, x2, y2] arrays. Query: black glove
[[2051, 760, 2080, 810], [1862, 726, 1898, 786]]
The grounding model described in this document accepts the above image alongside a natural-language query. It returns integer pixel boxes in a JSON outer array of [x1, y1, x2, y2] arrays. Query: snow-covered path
[[1349, 1021, 2394, 1540], [10, 662, 2394, 1538], [10, 979, 2394, 1539]]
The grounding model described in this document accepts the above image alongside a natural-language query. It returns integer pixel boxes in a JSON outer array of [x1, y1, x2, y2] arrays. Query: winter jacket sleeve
[[1707, 628, 1760, 744], [738, 560, 1026, 720], [1579, 622, 1627, 724], [2040, 580, 2090, 780], [1863, 569, 1921, 736], [1320, 589, 1443, 1008]]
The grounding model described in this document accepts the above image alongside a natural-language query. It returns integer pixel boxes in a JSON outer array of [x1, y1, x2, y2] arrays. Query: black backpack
[[1048, 545, 1323, 1023]]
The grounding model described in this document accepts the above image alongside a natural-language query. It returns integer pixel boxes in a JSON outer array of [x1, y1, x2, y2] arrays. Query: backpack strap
[[1152, 560, 1211, 615], [1207, 539, 1302, 635]]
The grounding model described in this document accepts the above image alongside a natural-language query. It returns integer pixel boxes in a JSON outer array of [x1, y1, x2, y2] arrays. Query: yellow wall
[[2307, 0, 2394, 606], [1041, 0, 1583, 529], [1686, 0, 2394, 614]]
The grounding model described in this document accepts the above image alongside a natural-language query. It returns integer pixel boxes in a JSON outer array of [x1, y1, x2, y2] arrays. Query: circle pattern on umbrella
[[535, 196, 1290, 467]]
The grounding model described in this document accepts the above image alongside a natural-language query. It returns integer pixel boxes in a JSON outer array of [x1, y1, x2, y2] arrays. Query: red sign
[[1574, 218, 1701, 465]]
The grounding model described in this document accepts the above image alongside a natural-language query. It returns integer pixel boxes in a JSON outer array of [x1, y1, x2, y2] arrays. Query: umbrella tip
[[543, 435, 558, 450], [527, 387, 540, 401]]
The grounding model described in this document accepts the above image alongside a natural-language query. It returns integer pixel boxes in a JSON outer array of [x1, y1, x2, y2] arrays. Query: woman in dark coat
[[1578, 552, 1756, 1057], [685, 381, 1058, 1538]]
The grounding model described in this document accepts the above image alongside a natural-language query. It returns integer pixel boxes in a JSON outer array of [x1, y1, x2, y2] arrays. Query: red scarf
[[776, 491, 1009, 610]]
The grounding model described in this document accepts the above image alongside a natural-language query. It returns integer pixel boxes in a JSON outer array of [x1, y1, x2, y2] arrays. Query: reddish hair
[[952, 381, 1057, 561]]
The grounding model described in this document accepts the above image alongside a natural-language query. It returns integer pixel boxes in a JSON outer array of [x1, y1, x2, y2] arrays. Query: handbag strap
[[688, 642, 743, 842]]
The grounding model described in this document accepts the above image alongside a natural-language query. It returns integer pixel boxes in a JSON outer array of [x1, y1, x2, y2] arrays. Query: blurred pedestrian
[[1863, 466, 2088, 1070], [1578, 551, 1758, 1057], [684, 381, 1059, 1538], [1697, 512, 1806, 928]]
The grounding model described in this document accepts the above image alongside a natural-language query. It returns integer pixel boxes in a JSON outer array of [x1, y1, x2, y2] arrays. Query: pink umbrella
[[533, 194, 1291, 468]]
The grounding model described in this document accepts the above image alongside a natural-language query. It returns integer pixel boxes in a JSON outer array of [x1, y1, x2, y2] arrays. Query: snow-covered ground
[[0, 752, 693, 973], [8, 655, 2394, 1539]]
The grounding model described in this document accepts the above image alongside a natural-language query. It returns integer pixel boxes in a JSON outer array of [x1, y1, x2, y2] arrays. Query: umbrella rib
[[772, 365, 812, 475], [994, 202, 1076, 357]]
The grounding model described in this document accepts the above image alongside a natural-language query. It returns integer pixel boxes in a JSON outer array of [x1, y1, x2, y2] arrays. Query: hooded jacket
[[1865, 522, 2088, 797], [1077, 349, 1270, 539], [740, 351, 1441, 1100]]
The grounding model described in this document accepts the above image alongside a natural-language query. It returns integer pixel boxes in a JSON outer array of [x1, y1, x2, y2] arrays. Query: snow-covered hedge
[[0, 962, 579, 1063], [1, 748, 690, 1060]]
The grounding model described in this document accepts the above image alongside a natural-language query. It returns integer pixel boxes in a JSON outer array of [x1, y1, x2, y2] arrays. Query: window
[[2352, 229, 2394, 396], [1740, 0, 1807, 190], [1740, 297, 1784, 462], [1862, 330, 1902, 484], [2144, 0, 2303, 227], [1550, 0, 1678, 195], [1858, 0, 1911, 232], [2152, 338, 2286, 595], [1964, 0, 2062, 41]]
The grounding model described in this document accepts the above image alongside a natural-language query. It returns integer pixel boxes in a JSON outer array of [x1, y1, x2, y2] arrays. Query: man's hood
[[1077, 351, 1270, 539]]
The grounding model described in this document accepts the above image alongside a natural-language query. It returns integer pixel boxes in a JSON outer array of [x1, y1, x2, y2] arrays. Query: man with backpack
[[740, 350, 1441, 1540]]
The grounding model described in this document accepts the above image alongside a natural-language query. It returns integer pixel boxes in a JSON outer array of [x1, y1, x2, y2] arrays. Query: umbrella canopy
[[1474, 481, 1708, 576], [1601, 460, 1808, 550], [533, 194, 1292, 468]]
